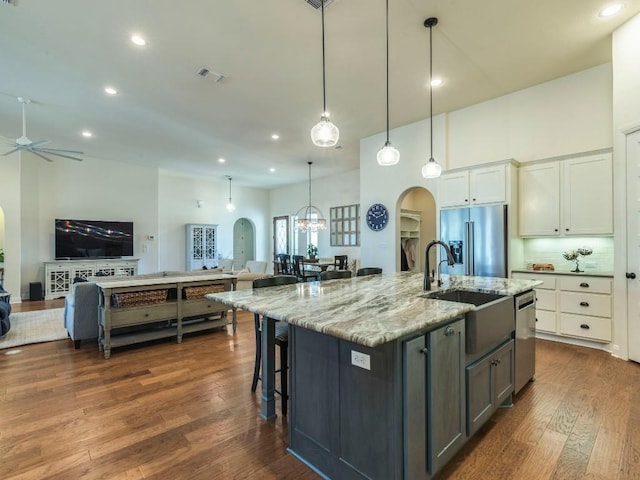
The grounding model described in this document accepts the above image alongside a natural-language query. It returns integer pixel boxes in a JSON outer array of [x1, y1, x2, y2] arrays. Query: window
[[291, 214, 319, 255], [330, 204, 360, 246]]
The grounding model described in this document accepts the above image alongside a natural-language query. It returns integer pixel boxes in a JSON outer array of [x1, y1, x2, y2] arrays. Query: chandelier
[[295, 161, 327, 232]]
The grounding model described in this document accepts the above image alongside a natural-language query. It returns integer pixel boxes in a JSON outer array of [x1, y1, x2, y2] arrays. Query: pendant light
[[295, 161, 327, 232], [421, 17, 442, 179], [225, 176, 236, 212], [310, 0, 339, 147], [377, 0, 400, 166]]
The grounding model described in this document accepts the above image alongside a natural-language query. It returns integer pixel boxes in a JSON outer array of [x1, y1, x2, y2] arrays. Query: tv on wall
[[55, 219, 134, 260]]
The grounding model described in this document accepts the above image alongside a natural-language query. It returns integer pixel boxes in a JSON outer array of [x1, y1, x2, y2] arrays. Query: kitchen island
[[206, 272, 540, 479]]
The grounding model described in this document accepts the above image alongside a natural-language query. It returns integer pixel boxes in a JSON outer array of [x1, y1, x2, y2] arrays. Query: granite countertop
[[96, 272, 237, 289], [511, 268, 614, 278], [205, 272, 541, 348]]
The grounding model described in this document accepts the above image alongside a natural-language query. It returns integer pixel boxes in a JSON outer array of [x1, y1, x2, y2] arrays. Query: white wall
[[158, 172, 270, 271], [269, 169, 360, 267], [0, 155, 22, 299], [612, 13, 640, 360]]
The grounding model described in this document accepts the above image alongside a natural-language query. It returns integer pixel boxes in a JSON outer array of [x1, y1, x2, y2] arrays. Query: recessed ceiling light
[[81, 130, 93, 138], [218, 157, 226, 163], [104, 86, 118, 95], [271, 134, 280, 140], [431, 78, 444, 87], [599, 3, 624, 17], [270, 168, 276, 172], [131, 34, 146, 46]]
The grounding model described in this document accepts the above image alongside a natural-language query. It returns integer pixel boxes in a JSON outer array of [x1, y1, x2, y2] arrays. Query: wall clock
[[366, 203, 389, 231]]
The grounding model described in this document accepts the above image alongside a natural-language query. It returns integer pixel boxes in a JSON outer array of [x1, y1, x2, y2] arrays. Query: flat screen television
[[55, 219, 134, 259]]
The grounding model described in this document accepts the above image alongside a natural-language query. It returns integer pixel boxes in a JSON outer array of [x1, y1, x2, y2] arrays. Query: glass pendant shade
[[295, 161, 327, 232], [421, 157, 442, 179], [377, 141, 400, 166], [226, 201, 236, 212], [311, 114, 339, 147]]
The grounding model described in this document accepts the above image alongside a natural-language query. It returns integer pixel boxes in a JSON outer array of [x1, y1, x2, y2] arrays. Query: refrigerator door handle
[[467, 221, 475, 275], [464, 222, 471, 275]]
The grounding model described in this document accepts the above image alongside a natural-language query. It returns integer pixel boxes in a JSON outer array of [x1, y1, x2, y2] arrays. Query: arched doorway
[[396, 187, 437, 273], [233, 218, 255, 268]]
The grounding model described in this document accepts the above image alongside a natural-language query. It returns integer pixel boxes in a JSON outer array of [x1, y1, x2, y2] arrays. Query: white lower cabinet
[[512, 272, 612, 343]]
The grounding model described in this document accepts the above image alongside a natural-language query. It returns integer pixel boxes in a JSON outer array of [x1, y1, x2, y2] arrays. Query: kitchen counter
[[511, 268, 613, 278], [206, 271, 540, 348]]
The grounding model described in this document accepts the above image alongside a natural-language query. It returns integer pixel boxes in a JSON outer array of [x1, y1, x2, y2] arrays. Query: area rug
[[0, 308, 67, 350]]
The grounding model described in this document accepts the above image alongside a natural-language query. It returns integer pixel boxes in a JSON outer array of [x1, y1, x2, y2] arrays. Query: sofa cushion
[[245, 261, 267, 273]]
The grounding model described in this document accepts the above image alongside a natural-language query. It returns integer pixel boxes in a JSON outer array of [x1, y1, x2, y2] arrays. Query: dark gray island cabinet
[[205, 272, 541, 480], [288, 317, 467, 480]]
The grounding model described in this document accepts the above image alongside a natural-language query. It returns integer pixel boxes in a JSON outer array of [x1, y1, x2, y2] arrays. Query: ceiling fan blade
[[35, 149, 83, 162], [3, 148, 20, 156], [29, 139, 51, 148], [38, 147, 84, 154], [30, 150, 54, 162]]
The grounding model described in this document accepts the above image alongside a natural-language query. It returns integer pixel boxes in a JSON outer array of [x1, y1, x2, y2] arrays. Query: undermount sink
[[423, 289, 514, 355]]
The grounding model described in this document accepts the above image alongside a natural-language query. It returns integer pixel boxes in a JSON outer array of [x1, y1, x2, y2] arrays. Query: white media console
[[44, 259, 139, 300]]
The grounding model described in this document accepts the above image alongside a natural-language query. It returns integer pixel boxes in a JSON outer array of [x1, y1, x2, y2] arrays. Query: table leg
[[261, 316, 277, 420]]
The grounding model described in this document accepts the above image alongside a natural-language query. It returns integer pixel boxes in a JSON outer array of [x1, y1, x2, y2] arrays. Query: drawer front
[[559, 313, 611, 342], [182, 299, 228, 317], [560, 292, 611, 318], [535, 289, 557, 311], [559, 276, 611, 294], [110, 303, 178, 327], [535, 309, 557, 333], [512, 272, 556, 290]]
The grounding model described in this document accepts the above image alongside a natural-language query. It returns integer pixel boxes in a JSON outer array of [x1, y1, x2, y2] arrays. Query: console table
[[44, 259, 139, 299], [97, 273, 236, 358]]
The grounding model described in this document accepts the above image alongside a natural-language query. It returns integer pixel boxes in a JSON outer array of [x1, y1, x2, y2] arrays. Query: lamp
[[376, 0, 400, 166], [295, 161, 327, 232], [225, 176, 235, 212], [310, 0, 339, 147], [421, 17, 442, 179]]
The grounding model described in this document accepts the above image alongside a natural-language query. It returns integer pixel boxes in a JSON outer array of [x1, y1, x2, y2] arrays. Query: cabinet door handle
[[554, 228, 559, 232], [565, 228, 570, 232], [579, 301, 590, 307], [444, 326, 456, 336], [472, 198, 476, 202], [580, 324, 590, 330], [626, 272, 636, 279], [579, 282, 589, 288], [419, 347, 428, 355]]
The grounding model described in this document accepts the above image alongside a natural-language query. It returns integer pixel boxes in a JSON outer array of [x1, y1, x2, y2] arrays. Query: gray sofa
[[63, 270, 228, 348]]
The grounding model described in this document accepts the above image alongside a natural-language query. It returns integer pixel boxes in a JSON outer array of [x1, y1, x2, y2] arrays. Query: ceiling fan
[[2, 97, 83, 162]]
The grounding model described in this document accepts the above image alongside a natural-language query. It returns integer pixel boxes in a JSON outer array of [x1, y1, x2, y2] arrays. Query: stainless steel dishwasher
[[514, 290, 536, 394]]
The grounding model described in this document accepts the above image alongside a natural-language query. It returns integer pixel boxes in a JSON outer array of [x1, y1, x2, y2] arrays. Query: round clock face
[[366, 203, 389, 231]]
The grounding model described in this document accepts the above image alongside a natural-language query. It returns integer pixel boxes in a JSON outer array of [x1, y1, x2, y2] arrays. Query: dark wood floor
[[2, 300, 639, 479]]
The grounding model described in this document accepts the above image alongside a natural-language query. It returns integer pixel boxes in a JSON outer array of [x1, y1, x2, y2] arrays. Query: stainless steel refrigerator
[[439, 204, 508, 277]]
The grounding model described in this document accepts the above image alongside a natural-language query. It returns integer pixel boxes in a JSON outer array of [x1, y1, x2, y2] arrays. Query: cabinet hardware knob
[[579, 282, 589, 288], [419, 347, 428, 355], [554, 228, 559, 232], [472, 198, 476, 201], [626, 272, 636, 279], [535, 318, 538, 322], [580, 324, 590, 329], [566, 228, 570, 231], [465, 199, 469, 202], [579, 301, 590, 307], [444, 326, 456, 336]]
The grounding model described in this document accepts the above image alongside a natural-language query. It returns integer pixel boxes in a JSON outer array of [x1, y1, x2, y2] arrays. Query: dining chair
[[320, 270, 352, 281], [276, 253, 293, 275], [251, 275, 298, 416], [333, 255, 348, 270], [356, 267, 383, 276], [292, 255, 319, 282]]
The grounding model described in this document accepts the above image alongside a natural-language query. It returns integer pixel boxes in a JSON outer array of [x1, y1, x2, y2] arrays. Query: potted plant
[[307, 244, 318, 260], [0, 248, 4, 263]]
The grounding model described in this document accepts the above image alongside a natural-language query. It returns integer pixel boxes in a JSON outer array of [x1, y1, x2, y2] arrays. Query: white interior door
[[627, 129, 640, 363]]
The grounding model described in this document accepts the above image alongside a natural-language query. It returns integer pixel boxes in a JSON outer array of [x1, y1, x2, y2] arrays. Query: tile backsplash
[[521, 237, 614, 272]]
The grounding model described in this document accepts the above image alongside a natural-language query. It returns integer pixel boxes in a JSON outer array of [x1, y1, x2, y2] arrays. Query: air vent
[[196, 67, 224, 83], [305, 0, 333, 10]]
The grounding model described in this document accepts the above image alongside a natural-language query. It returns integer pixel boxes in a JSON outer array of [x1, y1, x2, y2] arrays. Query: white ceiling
[[0, 0, 638, 188]]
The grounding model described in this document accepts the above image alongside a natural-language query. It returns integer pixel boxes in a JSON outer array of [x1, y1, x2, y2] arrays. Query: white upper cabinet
[[439, 164, 506, 208], [518, 162, 561, 236], [562, 154, 613, 235], [518, 152, 612, 237]]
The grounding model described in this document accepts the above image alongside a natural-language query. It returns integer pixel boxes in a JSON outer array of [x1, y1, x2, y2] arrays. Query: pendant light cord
[[308, 162, 312, 209], [385, 0, 390, 144], [429, 21, 433, 160], [321, 1, 327, 115]]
